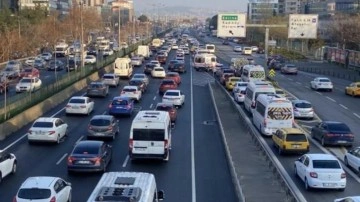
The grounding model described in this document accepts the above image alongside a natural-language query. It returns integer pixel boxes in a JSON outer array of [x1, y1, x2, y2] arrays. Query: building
[[301, 0, 358, 16], [247, 0, 279, 23], [110, 0, 134, 23]]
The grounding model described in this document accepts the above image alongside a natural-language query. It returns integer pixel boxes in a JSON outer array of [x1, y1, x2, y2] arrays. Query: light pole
[[80, 2, 85, 74], [118, 6, 121, 46]]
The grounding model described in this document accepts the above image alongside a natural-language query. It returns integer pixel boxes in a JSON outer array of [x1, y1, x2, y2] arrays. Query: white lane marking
[[316, 92, 322, 95], [153, 96, 156, 100], [76, 135, 84, 143], [305, 86, 310, 89], [56, 153, 68, 165], [102, 111, 107, 115], [190, 61, 196, 202], [122, 155, 129, 167], [149, 103, 153, 109], [354, 113, 360, 119], [296, 82, 301, 85], [339, 104, 348, 110], [287, 78, 293, 81], [3, 134, 27, 151], [326, 96, 336, 102]]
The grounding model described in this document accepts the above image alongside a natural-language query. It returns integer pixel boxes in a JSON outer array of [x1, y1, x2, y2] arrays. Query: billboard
[[217, 13, 246, 38], [288, 14, 318, 39]]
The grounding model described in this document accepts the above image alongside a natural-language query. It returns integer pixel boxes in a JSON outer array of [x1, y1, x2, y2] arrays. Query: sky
[[133, 0, 248, 12]]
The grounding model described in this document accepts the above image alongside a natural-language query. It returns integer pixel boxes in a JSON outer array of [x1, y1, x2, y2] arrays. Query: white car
[[132, 73, 149, 85], [177, 49, 185, 55], [176, 54, 185, 61], [251, 46, 259, 52], [162, 90, 185, 108], [24, 57, 36, 66], [15, 176, 72, 202], [121, 85, 142, 102], [102, 73, 119, 87], [103, 49, 114, 56], [40, 52, 52, 61], [151, 67, 166, 78], [16, 77, 42, 93], [294, 153, 346, 191], [310, 77, 333, 91], [150, 60, 161, 67], [232, 81, 248, 103], [344, 146, 360, 174], [233, 46, 242, 52], [84, 55, 96, 64], [65, 96, 94, 115], [131, 57, 142, 66], [334, 196, 360, 202], [0, 150, 17, 182], [171, 44, 179, 50], [27, 117, 68, 144]]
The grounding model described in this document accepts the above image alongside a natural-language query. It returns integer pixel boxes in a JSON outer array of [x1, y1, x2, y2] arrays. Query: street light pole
[[118, 7, 121, 45], [80, 2, 85, 74]]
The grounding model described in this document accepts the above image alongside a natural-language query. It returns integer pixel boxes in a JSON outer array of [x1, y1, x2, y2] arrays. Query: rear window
[[286, 134, 307, 142], [162, 80, 174, 84], [90, 119, 111, 126], [73, 144, 99, 154], [103, 75, 115, 79], [255, 92, 275, 100], [167, 74, 177, 77], [165, 91, 179, 96], [123, 88, 136, 92], [133, 75, 144, 79], [133, 129, 165, 141], [294, 102, 312, 108], [230, 78, 240, 82], [129, 80, 142, 85], [312, 160, 341, 169], [328, 123, 350, 132], [156, 105, 173, 111], [17, 188, 51, 200], [90, 84, 104, 88], [33, 121, 53, 128], [112, 100, 128, 105], [24, 69, 32, 72], [69, 99, 85, 104], [155, 68, 164, 71], [319, 79, 330, 82], [223, 69, 235, 73]]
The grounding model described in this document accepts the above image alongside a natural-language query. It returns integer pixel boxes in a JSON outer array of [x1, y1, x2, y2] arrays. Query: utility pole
[[133, 16, 136, 39], [80, 2, 85, 73], [118, 7, 121, 45]]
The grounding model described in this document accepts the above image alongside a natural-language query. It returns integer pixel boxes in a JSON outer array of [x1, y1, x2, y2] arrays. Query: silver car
[[132, 73, 149, 85], [292, 100, 314, 119], [87, 115, 119, 140], [102, 73, 119, 87], [86, 81, 109, 97]]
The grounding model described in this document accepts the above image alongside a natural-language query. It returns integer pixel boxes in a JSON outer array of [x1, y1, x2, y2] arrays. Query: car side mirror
[[348, 150, 353, 154], [157, 190, 165, 200], [66, 182, 72, 186], [297, 158, 302, 162]]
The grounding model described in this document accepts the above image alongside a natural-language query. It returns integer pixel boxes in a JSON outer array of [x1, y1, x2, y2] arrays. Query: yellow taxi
[[225, 77, 241, 91], [345, 82, 360, 96], [272, 128, 309, 155]]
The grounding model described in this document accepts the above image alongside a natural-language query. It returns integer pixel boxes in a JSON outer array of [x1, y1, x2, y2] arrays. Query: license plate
[[135, 147, 146, 151], [338, 141, 347, 143], [36, 131, 43, 135], [323, 183, 336, 187], [292, 145, 300, 148], [78, 160, 90, 164], [116, 106, 124, 109], [72, 106, 79, 109], [96, 133, 104, 136]]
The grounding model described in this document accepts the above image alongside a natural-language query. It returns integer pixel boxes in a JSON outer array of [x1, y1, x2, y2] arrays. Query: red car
[[155, 102, 177, 123], [159, 79, 177, 95], [20, 67, 40, 78], [165, 72, 181, 85]]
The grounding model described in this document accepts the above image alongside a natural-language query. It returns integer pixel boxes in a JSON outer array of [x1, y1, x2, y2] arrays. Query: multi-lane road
[[200, 34, 360, 201], [0, 47, 237, 201]]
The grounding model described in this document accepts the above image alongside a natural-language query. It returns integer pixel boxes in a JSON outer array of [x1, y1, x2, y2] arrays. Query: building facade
[[247, 0, 279, 23]]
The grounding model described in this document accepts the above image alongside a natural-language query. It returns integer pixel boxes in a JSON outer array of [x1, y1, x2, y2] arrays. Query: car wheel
[[67, 192, 72, 202], [56, 135, 60, 144], [102, 163, 107, 173], [338, 188, 345, 192], [112, 133, 116, 140], [294, 165, 298, 177], [11, 162, 17, 174], [345, 90, 348, 95], [305, 178, 311, 190], [278, 147, 283, 155], [0, 172, 2, 183], [344, 157, 349, 167], [352, 92, 356, 97], [321, 137, 326, 146]]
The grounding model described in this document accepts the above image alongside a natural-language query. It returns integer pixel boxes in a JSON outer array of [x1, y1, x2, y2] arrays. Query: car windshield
[[69, 99, 85, 104], [17, 188, 51, 200], [73, 145, 99, 155], [112, 99, 128, 105], [35, 60, 42, 63], [162, 80, 174, 85], [319, 79, 330, 82], [90, 119, 111, 126], [286, 134, 307, 142], [33, 121, 53, 128], [328, 123, 350, 131], [167, 74, 177, 77], [312, 160, 341, 169], [123, 88, 136, 92], [8, 61, 16, 65], [21, 79, 32, 83], [294, 102, 312, 108], [230, 78, 240, 82], [237, 83, 247, 87], [90, 83, 103, 88], [85, 56, 93, 59], [165, 92, 179, 96]]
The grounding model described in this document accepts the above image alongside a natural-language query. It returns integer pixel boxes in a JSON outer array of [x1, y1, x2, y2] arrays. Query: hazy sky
[[133, 0, 248, 12]]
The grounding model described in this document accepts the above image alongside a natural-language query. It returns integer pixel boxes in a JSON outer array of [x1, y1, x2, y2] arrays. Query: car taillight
[[28, 130, 32, 134], [251, 101, 256, 108], [170, 110, 175, 114], [121, 91, 125, 94], [164, 139, 168, 149], [309, 172, 318, 178], [49, 131, 56, 135], [12, 196, 17, 202], [88, 125, 92, 130], [80, 105, 86, 108], [66, 105, 71, 108], [107, 126, 113, 131], [92, 157, 101, 166], [326, 133, 336, 137], [67, 156, 75, 165], [127, 104, 132, 109], [50, 196, 56, 202], [108, 104, 112, 108], [129, 139, 133, 149], [263, 120, 267, 127], [345, 133, 354, 138], [341, 172, 346, 179]]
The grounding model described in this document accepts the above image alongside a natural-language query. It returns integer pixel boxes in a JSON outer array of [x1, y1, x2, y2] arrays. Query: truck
[[54, 42, 70, 57], [152, 38, 162, 48], [114, 57, 132, 78], [137, 45, 151, 59]]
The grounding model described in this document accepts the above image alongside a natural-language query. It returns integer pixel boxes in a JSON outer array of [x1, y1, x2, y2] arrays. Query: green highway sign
[[221, 15, 238, 21]]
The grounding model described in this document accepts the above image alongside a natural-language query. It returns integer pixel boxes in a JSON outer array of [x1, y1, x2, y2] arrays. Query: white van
[[129, 111, 172, 161], [241, 65, 266, 82], [193, 53, 217, 72], [137, 45, 151, 59], [114, 57, 133, 79], [242, 47, 252, 55], [252, 94, 294, 136], [205, 44, 216, 53], [87, 172, 164, 202], [244, 81, 276, 114]]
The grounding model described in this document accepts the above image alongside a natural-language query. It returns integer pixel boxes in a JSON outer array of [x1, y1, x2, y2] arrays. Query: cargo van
[[152, 38, 162, 48], [114, 57, 133, 79], [241, 65, 266, 82], [252, 94, 294, 136], [205, 44, 215, 53], [193, 53, 217, 72], [87, 172, 164, 202], [137, 45, 151, 59], [129, 111, 172, 161], [244, 81, 276, 114]]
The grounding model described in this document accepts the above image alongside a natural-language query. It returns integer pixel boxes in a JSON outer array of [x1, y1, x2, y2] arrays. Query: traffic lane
[[193, 83, 237, 202]]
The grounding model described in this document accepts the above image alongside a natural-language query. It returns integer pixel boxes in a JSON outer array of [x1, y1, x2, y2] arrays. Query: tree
[[138, 15, 149, 22], [328, 13, 360, 49]]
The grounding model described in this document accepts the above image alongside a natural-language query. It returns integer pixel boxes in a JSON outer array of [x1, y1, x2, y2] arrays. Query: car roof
[[133, 73, 145, 76], [280, 128, 304, 134], [113, 96, 131, 101], [165, 89, 180, 93], [75, 140, 103, 148], [91, 115, 113, 120], [306, 153, 337, 160], [35, 117, 58, 122], [123, 85, 137, 89], [315, 77, 330, 80], [70, 96, 88, 99], [167, 72, 179, 75], [90, 81, 105, 85], [322, 121, 345, 125], [21, 176, 58, 189], [103, 73, 115, 76], [156, 102, 174, 107]]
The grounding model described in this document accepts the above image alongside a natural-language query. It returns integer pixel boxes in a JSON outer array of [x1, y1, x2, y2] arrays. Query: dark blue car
[[311, 121, 354, 146], [108, 96, 134, 116]]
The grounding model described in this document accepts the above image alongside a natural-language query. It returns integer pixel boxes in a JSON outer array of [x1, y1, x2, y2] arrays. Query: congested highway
[[0, 41, 237, 201], [199, 34, 360, 201]]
